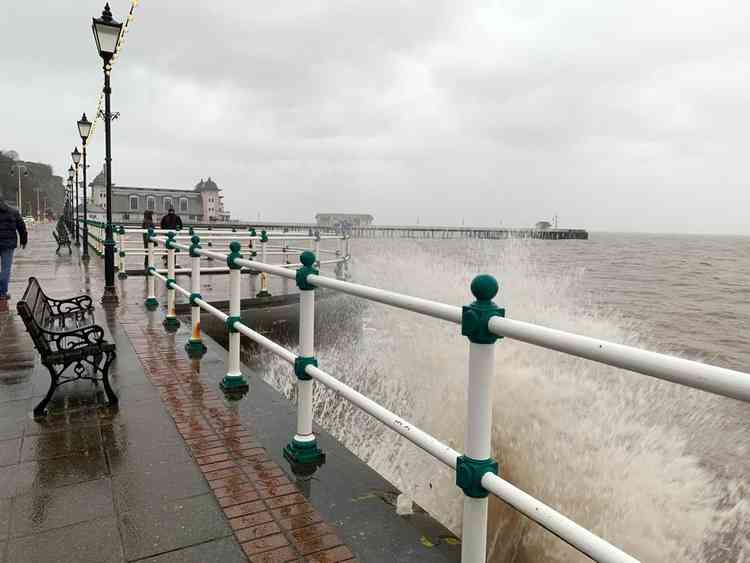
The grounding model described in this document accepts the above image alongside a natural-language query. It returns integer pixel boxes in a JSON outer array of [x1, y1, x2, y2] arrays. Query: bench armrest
[[48, 295, 94, 316], [42, 325, 106, 352]]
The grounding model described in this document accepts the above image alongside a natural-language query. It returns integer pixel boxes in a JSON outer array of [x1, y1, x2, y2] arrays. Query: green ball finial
[[167, 231, 175, 239], [471, 274, 499, 302], [229, 241, 241, 253], [191, 235, 200, 245], [300, 251, 316, 267]]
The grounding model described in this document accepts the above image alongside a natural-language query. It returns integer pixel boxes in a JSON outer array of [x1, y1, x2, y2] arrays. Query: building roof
[[111, 186, 200, 196], [194, 177, 220, 192]]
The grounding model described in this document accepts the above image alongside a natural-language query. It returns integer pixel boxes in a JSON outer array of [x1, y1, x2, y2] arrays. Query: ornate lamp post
[[8, 163, 30, 212], [67, 166, 75, 229], [92, 3, 122, 305], [71, 148, 81, 246], [77, 113, 92, 260]]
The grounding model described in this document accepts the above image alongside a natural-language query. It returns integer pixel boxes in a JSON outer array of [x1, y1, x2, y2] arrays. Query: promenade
[[0, 225, 459, 563]]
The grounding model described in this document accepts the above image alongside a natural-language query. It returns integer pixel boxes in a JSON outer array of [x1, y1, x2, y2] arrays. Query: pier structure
[[86, 220, 589, 241]]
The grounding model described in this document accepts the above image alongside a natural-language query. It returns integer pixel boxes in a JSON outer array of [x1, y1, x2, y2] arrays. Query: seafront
[[0, 225, 460, 562]]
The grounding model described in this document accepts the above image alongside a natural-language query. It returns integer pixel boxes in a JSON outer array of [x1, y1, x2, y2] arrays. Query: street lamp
[[71, 147, 81, 246], [77, 113, 92, 260], [8, 163, 30, 213], [67, 166, 75, 229], [92, 2, 123, 305]]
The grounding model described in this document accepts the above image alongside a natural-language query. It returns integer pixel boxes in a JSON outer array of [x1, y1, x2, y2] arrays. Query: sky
[[2, 0, 750, 234]]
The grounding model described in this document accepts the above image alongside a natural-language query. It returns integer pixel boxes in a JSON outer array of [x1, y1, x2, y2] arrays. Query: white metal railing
[[92, 224, 351, 291], [141, 231, 750, 563]]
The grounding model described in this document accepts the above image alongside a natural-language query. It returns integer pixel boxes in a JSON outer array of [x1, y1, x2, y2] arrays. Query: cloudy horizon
[[3, 1, 750, 234]]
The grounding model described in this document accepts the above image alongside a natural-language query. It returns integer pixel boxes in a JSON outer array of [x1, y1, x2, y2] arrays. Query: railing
[[79, 220, 351, 290], [135, 229, 750, 563]]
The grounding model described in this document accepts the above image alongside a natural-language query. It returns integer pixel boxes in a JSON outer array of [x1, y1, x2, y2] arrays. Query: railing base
[[117, 272, 128, 280], [256, 290, 272, 298], [101, 288, 119, 306], [283, 438, 325, 467], [163, 316, 181, 332], [144, 297, 159, 311], [185, 339, 207, 358]]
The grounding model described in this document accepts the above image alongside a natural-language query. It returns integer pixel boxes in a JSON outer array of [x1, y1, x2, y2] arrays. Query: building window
[[179, 198, 189, 212], [164, 197, 173, 211], [129, 196, 138, 211], [146, 196, 155, 210]]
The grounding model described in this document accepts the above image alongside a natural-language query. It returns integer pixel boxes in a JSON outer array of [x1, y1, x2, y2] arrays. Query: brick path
[[120, 307, 355, 563]]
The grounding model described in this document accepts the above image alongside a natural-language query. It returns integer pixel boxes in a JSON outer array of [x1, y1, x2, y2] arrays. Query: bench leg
[[99, 350, 118, 407], [33, 365, 60, 417]]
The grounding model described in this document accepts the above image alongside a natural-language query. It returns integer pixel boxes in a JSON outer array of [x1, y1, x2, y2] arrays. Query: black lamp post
[[72, 148, 81, 246], [67, 167, 75, 230], [92, 3, 122, 305], [77, 113, 92, 261]]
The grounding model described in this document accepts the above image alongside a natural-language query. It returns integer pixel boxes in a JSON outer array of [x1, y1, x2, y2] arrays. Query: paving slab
[[118, 493, 231, 561], [6, 516, 124, 563], [9, 477, 114, 537]]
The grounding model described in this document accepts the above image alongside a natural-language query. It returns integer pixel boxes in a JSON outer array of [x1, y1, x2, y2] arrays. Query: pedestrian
[[159, 208, 183, 267], [160, 207, 183, 231], [141, 210, 155, 270], [0, 201, 28, 301]]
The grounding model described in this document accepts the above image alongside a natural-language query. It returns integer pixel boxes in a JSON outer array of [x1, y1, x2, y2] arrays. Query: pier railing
[[113, 227, 750, 563]]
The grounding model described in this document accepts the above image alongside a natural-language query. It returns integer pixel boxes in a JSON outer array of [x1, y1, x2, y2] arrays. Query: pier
[[111, 222, 589, 241]]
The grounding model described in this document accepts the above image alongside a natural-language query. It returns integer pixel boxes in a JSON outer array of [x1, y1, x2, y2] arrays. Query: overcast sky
[[3, 1, 750, 234]]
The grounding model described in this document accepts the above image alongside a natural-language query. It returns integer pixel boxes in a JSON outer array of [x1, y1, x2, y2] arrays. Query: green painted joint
[[220, 374, 249, 392], [144, 297, 159, 311], [118, 251, 126, 257], [283, 438, 325, 466], [225, 315, 241, 333], [455, 455, 499, 499], [165, 231, 177, 250], [249, 228, 257, 237], [117, 271, 128, 280], [166, 278, 177, 289], [256, 289, 272, 298], [147, 227, 155, 242], [294, 356, 317, 381], [189, 235, 201, 257], [118, 226, 125, 235], [188, 227, 195, 235], [147, 266, 156, 276], [296, 251, 318, 291], [185, 339, 207, 358], [461, 274, 504, 344], [227, 241, 242, 270], [189, 292, 202, 306], [259, 230, 269, 243], [163, 316, 181, 332]]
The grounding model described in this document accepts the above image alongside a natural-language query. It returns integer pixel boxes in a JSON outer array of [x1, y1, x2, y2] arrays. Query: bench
[[16, 277, 117, 416], [53, 229, 72, 255]]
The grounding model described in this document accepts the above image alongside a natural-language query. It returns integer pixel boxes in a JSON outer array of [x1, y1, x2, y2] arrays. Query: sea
[[245, 233, 750, 562]]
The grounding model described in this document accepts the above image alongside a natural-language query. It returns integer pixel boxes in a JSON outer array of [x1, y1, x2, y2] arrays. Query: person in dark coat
[[0, 201, 28, 300], [141, 210, 155, 270], [160, 208, 183, 231]]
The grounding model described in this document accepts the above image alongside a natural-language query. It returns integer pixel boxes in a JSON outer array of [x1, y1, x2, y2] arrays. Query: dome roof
[[194, 176, 220, 192]]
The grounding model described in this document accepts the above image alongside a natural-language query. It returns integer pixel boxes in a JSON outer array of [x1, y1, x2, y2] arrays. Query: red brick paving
[[120, 310, 356, 562]]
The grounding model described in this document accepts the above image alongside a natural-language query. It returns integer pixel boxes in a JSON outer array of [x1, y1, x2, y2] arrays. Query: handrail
[[138, 236, 750, 563]]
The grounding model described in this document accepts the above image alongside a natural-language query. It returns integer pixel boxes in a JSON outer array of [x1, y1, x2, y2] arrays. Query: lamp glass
[[77, 115, 92, 140], [68, 167, 75, 180], [92, 20, 121, 57], [72, 148, 81, 165]]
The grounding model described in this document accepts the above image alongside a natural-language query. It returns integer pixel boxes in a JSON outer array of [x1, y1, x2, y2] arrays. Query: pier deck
[[0, 226, 459, 562]]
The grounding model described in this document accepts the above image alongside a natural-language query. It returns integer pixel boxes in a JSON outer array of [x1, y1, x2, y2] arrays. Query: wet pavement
[[0, 225, 459, 562]]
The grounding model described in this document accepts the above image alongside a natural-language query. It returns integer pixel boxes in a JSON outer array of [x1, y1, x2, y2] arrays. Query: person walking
[[159, 208, 183, 267], [141, 210, 155, 271], [160, 207, 182, 231], [0, 201, 28, 301]]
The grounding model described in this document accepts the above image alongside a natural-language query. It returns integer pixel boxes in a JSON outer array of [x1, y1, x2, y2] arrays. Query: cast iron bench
[[17, 277, 117, 416], [53, 228, 72, 255]]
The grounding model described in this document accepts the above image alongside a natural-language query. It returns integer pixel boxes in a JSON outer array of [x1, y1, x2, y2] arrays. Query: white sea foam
[[256, 238, 748, 562]]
